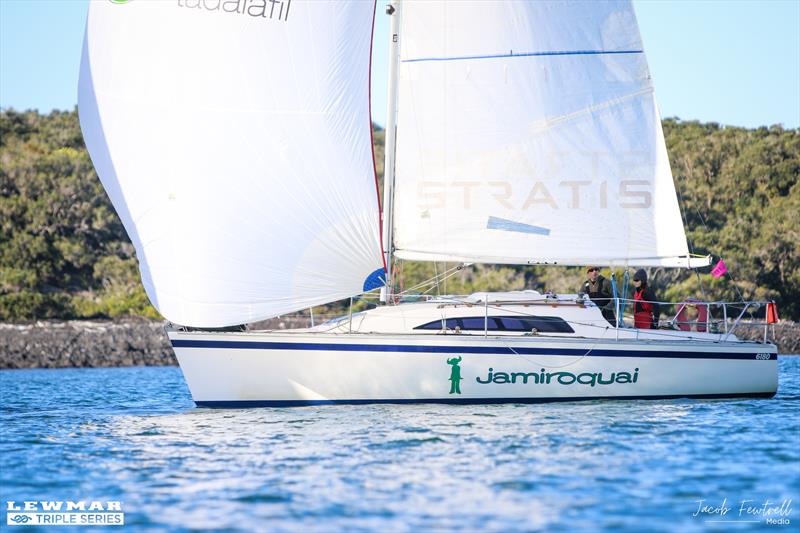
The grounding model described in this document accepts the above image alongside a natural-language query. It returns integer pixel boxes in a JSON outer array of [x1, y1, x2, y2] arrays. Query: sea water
[[1, 358, 798, 532]]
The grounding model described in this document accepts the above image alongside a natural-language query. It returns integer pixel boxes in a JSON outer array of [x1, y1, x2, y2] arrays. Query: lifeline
[[476, 368, 639, 387]]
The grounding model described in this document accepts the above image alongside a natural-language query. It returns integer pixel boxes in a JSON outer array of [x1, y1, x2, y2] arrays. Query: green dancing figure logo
[[446, 356, 463, 394]]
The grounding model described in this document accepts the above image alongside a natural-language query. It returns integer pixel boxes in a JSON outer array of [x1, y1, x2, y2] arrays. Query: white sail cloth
[[79, 0, 384, 327], [391, 0, 702, 268]]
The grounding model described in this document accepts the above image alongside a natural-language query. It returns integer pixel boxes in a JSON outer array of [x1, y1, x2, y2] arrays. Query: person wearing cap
[[580, 266, 615, 325], [632, 268, 660, 329]]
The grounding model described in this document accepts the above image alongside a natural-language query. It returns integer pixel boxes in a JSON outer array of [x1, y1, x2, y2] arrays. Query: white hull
[[168, 330, 778, 407]]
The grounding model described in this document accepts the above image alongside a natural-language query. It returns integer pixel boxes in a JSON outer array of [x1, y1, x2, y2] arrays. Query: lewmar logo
[[6, 500, 124, 527], [177, 0, 292, 22]]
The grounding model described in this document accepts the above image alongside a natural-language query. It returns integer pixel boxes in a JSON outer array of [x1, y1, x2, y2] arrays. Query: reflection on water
[[1, 359, 798, 531]]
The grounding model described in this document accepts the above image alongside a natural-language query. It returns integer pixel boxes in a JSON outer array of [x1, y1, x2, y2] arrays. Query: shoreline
[[1, 318, 798, 369]]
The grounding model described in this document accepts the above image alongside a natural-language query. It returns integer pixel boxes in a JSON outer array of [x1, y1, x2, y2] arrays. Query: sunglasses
[[588, 268, 599, 272], [633, 278, 641, 282]]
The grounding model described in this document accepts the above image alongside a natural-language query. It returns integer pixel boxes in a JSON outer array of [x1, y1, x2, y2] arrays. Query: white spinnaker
[[391, 0, 701, 268], [79, 0, 383, 327]]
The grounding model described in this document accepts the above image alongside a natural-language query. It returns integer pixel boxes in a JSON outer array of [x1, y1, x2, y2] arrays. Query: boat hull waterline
[[169, 331, 778, 407]]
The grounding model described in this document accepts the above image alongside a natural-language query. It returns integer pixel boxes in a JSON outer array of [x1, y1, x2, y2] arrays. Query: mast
[[380, 0, 402, 304]]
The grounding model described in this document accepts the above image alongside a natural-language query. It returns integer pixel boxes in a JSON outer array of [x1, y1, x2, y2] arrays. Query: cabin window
[[494, 316, 575, 333], [415, 318, 459, 330], [460, 317, 496, 330], [414, 316, 574, 333]]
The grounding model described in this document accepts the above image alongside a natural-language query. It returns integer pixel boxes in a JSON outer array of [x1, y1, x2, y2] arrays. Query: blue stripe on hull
[[171, 339, 776, 360], [195, 391, 776, 408]]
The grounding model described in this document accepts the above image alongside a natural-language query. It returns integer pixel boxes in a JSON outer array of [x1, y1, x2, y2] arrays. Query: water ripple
[[1, 359, 798, 531]]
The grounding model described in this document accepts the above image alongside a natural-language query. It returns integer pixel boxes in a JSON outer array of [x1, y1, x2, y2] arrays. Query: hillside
[[1, 109, 798, 321]]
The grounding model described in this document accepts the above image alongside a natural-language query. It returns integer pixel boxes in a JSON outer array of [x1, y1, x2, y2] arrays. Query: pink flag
[[711, 259, 728, 278]]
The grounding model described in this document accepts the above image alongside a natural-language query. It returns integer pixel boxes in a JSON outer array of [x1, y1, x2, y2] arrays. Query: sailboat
[[78, 0, 777, 406]]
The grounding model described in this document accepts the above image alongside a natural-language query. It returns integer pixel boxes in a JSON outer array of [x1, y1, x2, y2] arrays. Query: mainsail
[[390, 0, 705, 268], [79, 0, 384, 327]]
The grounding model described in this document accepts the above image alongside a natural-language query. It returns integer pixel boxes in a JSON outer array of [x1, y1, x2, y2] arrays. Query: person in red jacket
[[632, 269, 660, 329]]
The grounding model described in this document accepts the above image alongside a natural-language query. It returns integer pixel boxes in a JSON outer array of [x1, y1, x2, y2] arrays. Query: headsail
[[79, 0, 384, 327], [390, 0, 706, 268]]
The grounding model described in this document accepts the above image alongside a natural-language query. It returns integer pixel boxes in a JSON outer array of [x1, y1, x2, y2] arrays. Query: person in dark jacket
[[581, 266, 616, 325], [632, 268, 660, 329]]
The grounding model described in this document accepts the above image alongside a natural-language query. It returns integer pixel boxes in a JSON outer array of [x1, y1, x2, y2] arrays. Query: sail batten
[[390, 0, 695, 268], [402, 49, 644, 63], [79, 0, 383, 327]]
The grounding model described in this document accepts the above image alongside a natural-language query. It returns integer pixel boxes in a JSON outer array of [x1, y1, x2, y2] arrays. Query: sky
[[1, 0, 798, 129]]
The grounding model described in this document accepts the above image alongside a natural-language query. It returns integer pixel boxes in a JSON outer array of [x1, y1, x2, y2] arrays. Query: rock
[[730, 320, 800, 354], [0, 318, 175, 369], [0, 317, 797, 369]]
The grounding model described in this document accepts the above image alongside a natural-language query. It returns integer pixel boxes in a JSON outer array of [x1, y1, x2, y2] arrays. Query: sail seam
[[402, 49, 643, 63], [529, 87, 654, 133]]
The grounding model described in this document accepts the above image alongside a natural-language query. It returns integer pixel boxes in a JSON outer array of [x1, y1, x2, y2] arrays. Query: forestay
[[79, 0, 384, 327], [391, 0, 704, 268]]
